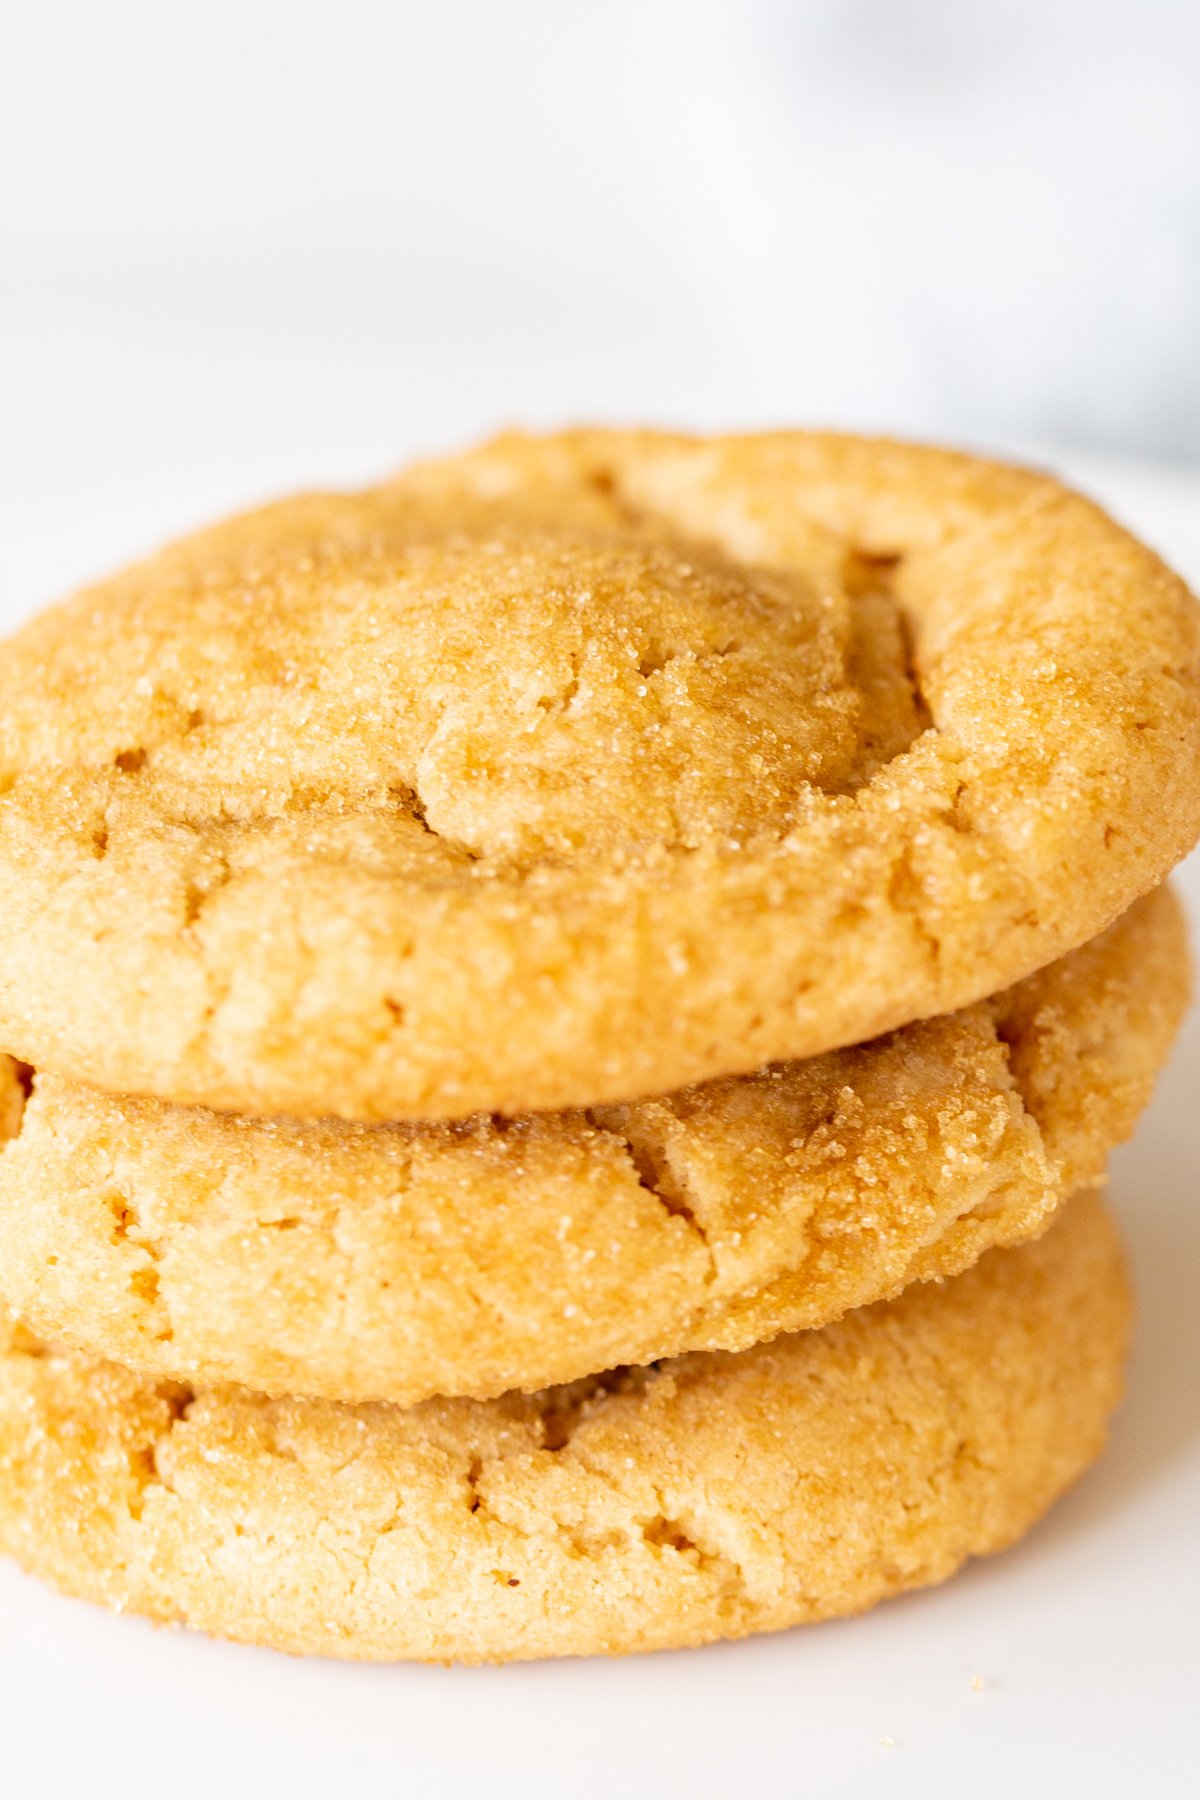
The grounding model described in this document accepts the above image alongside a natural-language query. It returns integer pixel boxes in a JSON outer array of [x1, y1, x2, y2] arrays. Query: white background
[[3, 2, 1199, 1792], [5, 0, 1200, 515]]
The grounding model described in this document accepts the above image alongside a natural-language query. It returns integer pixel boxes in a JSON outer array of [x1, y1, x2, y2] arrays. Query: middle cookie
[[0, 886, 1184, 1406]]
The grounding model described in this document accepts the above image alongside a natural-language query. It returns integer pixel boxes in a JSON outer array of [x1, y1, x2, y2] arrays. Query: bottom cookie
[[0, 1193, 1128, 1663]]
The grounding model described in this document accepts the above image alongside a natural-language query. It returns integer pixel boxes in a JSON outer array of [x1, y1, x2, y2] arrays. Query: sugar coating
[[0, 1195, 1130, 1662], [0, 887, 1181, 1403], [0, 431, 1196, 1119]]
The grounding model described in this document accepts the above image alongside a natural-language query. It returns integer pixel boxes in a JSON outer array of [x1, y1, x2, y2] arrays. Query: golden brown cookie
[[0, 890, 1179, 1403], [0, 431, 1197, 1119], [0, 1195, 1130, 1662]]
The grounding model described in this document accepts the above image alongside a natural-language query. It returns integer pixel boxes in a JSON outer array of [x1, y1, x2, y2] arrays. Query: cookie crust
[[0, 890, 1179, 1403], [0, 1195, 1129, 1662], [0, 430, 1197, 1118]]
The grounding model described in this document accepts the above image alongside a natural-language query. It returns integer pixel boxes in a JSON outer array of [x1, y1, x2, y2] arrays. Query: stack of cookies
[[0, 430, 1196, 1663]]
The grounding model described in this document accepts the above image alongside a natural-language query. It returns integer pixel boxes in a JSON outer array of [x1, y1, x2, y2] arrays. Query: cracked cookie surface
[[0, 1195, 1130, 1661], [0, 889, 1180, 1403], [0, 429, 1197, 1118]]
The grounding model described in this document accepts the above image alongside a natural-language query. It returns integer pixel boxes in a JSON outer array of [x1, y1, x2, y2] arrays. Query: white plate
[[1, 448, 1197, 1800]]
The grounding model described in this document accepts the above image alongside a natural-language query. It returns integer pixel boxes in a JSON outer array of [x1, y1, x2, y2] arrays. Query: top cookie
[[0, 430, 1197, 1119]]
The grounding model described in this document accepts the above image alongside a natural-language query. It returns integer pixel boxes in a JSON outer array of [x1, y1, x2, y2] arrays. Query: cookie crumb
[[969, 1674, 986, 1692]]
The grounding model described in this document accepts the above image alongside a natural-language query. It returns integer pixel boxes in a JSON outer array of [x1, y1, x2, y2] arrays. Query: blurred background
[[4, 0, 1200, 611]]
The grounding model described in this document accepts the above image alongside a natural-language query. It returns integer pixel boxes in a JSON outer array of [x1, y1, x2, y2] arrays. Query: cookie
[[0, 1194, 1129, 1662], [0, 432, 1197, 1120], [0, 889, 1180, 1403]]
